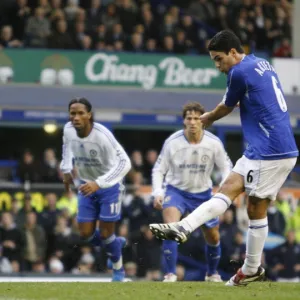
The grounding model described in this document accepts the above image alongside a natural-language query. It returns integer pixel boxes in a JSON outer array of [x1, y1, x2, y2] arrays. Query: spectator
[[114, 40, 124, 51], [22, 212, 47, 271], [0, 212, 24, 272], [39, 193, 61, 258], [219, 209, 239, 251], [93, 23, 106, 46], [174, 29, 188, 54], [41, 148, 60, 183], [101, 3, 120, 31], [145, 38, 157, 53], [64, 0, 80, 22], [118, 0, 139, 35], [267, 201, 286, 236], [161, 14, 176, 39], [52, 216, 80, 271], [106, 23, 125, 45], [17, 150, 40, 183], [25, 7, 50, 48], [48, 256, 64, 273], [48, 19, 75, 49], [15, 193, 38, 229], [127, 32, 144, 52], [56, 190, 78, 217], [289, 201, 300, 243], [10, 0, 31, 40], [270, 230, 300, 282], [71, 20, 86, 49], [143, 149, 158, 184], [0, 245, 13, 273], [122, 186, 150, 237], [179, 15, 197, 49], [135, 226, 161, 278], [0, 25, 23, 48], [163, 35, 174, 53], [188, 0, 216, 26], [38, 0, 52, 16], [273, 38, 292, 58], [86, 0, 103, 32], [215, 5, 231, 31], [141, 9, 158, 40]]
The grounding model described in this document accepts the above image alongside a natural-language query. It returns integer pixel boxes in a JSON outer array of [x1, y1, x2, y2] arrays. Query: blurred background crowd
[[0, 0, 294, 57], [0, 145, 300, 282]]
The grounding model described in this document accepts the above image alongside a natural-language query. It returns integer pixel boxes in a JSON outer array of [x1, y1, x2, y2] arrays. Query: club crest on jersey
[[201, 155, 209, 162], [90, 149, 97, 157], [164, 196, 171, 203]]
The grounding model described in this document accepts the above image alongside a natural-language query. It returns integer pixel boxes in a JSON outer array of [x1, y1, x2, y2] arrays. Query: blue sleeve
[[222, 69, 247, 107]]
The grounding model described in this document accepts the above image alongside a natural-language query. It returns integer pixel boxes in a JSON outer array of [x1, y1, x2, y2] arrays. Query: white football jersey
[[60, 122, 131, 188], [152, 130, 232, 196]]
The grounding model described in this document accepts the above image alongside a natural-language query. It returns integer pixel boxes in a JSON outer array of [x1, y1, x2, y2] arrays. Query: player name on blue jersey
[[223, 54, 298, 160]]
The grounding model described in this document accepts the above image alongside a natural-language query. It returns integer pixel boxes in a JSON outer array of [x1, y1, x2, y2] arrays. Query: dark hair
[[182, 102, 205, 118], [68, 97, 94, 123], [207, 30, 244, 54]]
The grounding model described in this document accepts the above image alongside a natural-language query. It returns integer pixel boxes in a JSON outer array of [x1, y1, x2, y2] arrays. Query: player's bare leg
[[150, 172, 244, 243], [162, 207, 182, 282], [201, 225, 223, 282], [78, 221, 96, 241], [226, 196, 268, 286]]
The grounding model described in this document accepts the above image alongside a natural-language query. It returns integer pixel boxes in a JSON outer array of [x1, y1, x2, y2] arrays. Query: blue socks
[[163, 240, 178, 274], [103, 234, 123, 270], [205, 243, 221, 276]]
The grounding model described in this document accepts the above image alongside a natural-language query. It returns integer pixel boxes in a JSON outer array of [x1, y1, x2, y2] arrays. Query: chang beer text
[[85, 53, 220, 90]]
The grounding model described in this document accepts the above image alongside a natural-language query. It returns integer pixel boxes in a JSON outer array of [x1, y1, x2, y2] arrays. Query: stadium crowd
[[0, 0, 294, 57], [0, 147, 300, 282]]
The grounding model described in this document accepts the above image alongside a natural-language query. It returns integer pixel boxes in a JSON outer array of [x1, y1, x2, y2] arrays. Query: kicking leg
[[150, 172, 244, 243]]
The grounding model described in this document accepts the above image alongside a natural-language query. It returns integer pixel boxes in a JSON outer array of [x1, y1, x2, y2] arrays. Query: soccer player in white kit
[[60, 98, 131, 281], [150, 30, 298, 286], [152, 102, 232, 282]]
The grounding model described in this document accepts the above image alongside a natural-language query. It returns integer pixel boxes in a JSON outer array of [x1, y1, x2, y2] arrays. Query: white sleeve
[[95, 130, 131, 188], [60, 127, 73, 174], [214, 141, 232, 186], [152, 143, 170, 197]]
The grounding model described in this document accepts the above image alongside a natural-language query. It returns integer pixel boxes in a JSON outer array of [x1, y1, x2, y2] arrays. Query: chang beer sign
[[84, 53, 222, 90]]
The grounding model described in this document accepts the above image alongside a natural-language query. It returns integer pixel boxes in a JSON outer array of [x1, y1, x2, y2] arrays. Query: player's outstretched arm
[[200, 103, 234, 127]]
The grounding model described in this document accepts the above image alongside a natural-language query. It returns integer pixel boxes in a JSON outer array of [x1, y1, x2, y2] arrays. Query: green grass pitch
[[0, 282, 300, 300]]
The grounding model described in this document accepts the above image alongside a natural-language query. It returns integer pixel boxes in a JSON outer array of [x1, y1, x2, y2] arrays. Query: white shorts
[[232, 155, 297, 201]]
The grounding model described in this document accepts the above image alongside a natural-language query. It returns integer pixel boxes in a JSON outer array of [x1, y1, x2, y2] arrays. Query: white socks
[[179, 193, 232, 232], [242, 217, 268, 275]]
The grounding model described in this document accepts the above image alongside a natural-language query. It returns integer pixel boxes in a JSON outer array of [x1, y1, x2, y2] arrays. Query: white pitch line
[[0, 277, 133, 283]]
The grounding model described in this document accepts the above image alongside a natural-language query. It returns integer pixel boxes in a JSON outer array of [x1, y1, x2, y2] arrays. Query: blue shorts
[[77, 183, 121, 223], [163, 185, 219, 228]]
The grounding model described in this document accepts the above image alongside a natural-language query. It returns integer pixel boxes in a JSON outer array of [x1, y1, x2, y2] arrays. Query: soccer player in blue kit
[[150, 30, 299, 286], [60, 98, 131, 281]]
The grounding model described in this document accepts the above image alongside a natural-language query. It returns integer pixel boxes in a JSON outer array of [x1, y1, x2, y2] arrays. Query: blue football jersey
[[223, 54, 298, 160]]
